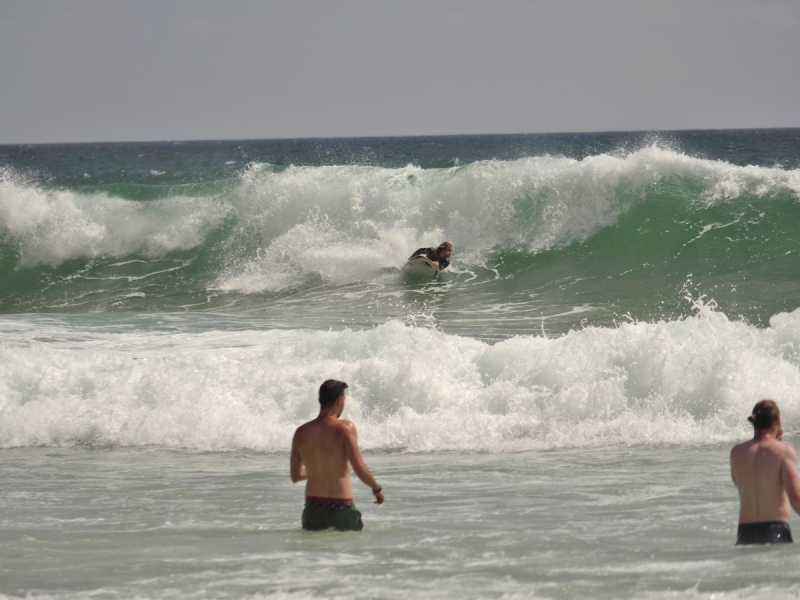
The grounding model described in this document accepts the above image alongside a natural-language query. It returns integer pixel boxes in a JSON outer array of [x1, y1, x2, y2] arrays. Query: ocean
[[1, 130, 800, 598]]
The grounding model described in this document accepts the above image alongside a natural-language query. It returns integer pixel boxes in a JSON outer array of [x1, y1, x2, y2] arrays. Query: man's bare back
[[731, 435, 798, 523], [290, 380, 384, 531], [293, 416, 369, 499], [730, 400, 800, 544]]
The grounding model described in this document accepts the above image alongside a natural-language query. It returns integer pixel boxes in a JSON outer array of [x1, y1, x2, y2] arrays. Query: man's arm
[[290, 431, 307, 483], [780, 445, 800, 515], [424, 249, 440, 267], [342, 422, 385, 504]]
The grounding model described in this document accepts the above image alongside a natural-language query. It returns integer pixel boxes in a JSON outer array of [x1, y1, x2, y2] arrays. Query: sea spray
[[0, 167, 231, 267], [210, 147, 800, 293], [2, 146, 797, 270], [2, 299, 800, 452], [2, 144, 800, 326]]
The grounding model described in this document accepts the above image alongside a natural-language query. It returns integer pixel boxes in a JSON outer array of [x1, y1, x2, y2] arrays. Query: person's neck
[[317, 408, 339, 420], [754, 428, 778, 441]]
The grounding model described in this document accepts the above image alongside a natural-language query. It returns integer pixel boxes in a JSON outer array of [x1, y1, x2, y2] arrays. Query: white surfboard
[[402, 255, 439, 277]]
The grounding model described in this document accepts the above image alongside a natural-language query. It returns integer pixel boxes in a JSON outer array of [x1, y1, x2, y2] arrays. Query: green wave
[[0, 216, 237, 313], [482, 177, 800, 327], [2, 147, 800, 332]]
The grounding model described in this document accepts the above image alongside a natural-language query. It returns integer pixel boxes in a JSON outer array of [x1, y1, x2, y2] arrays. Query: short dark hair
[[748, 399, 780, 431], [319, 380, 348, 407]]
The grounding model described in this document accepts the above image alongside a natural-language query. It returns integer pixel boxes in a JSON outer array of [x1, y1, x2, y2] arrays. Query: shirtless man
[[290, 380, 385, 531], [730, 400, 800, 545]]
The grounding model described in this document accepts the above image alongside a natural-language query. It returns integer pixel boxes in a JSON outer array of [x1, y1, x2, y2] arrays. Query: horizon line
[[2, 127, 799, 147]]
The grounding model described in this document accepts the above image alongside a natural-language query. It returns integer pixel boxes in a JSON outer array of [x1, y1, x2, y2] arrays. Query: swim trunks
[[302, 496, 363, 531], [736, 521, 793, 545]]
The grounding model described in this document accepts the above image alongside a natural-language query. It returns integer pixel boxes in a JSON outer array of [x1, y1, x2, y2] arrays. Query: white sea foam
[[215, 148, 800, 292], [2, 149, 798, 282], [2, 302, 800, 452], [0, 168, 230, 267]]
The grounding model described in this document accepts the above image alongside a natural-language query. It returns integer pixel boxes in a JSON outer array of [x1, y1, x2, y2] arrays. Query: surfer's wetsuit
[[302, 496, 363, 531], [410, 247, 450, 270], [736, 521, 793, 545]]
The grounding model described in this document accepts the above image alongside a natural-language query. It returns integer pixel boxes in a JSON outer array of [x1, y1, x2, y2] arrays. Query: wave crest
[[2, 303, 800, 451], [2, 147, 798, 284], [0, 168, 230, 267]]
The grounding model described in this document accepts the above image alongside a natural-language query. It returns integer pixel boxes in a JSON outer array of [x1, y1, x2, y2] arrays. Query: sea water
[[2, 131, 800, 598]]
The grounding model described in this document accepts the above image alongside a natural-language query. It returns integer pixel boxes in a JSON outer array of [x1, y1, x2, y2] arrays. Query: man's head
[[748, 399, 781, 432], [436, 241, 453, 260], [319, 379, 348, 415]]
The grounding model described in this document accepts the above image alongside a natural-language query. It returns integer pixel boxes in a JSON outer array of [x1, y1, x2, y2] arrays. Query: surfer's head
[[436, 242, 453, 259], [319, 379, 348, 412], [748, 399, 780, 431]]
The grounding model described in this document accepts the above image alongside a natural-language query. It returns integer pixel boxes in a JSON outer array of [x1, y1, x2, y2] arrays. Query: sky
[[0, 0, 798, 144]]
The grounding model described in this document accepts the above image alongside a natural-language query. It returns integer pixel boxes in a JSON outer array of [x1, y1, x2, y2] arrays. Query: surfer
[[410, 242, 453, 271], [730, 400, 800, 545], [290, 380, 385, 531]]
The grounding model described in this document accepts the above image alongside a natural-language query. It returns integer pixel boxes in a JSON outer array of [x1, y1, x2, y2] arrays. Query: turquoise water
[[2, 131, 800, 598], [2, 131, 800, 331]]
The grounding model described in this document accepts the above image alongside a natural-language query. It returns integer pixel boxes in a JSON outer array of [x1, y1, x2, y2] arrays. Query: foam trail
[[2, 303, 800, 452]]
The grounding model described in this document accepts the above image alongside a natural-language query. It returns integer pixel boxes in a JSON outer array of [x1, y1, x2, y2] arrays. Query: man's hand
[[373, 489, 385, 504], [432, 261, 439, 267]]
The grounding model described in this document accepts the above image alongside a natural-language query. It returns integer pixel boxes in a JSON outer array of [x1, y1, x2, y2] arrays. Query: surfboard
[[402, 255, 439, 277]]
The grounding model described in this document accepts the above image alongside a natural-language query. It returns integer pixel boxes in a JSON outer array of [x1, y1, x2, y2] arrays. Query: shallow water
[[1, 444, 798, 599]]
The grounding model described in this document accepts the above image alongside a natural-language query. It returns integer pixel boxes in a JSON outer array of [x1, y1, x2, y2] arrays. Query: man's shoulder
[[761, 438, 795, 455], [294, 418, 321, 437], [306, 417, 356, 434], [753, 439, 796, 464], [335, 419, 357, 432], [731, 440, 752, 455], [779, 441, 797, 460], [292, 421, 308, 439], [731, 439, 761, 464]]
